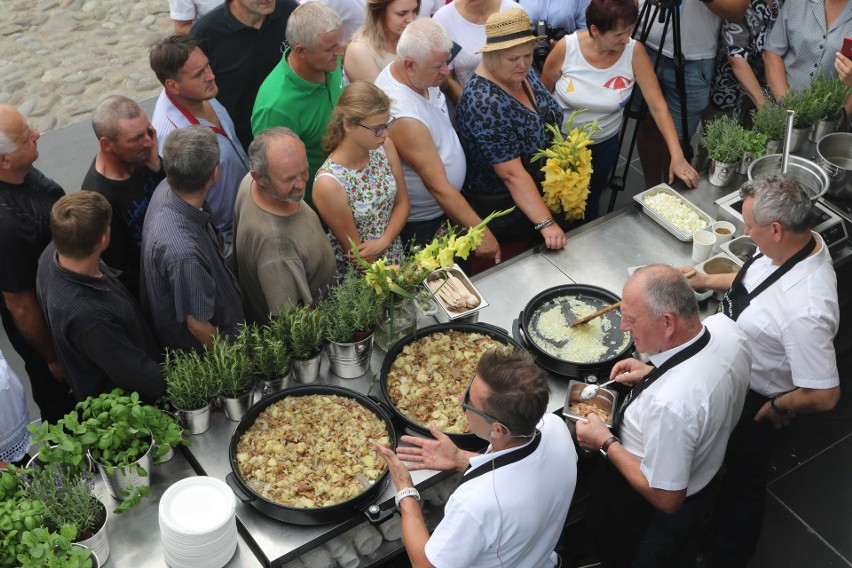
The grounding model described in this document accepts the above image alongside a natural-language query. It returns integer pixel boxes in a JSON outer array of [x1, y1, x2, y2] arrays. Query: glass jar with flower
[[351, 209, 513, 351]]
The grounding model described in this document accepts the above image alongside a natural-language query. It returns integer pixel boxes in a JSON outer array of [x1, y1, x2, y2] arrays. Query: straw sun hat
[[477, 8, 536, 53]]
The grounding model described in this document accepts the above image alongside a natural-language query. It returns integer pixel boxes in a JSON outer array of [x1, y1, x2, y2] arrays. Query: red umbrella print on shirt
[[604, 75, 633, 107]]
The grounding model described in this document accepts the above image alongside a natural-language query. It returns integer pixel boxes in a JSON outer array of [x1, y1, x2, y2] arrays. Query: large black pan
[[514, 284, 634, 378], [225, 385, 396, 525], [379, 321, 524, 451]]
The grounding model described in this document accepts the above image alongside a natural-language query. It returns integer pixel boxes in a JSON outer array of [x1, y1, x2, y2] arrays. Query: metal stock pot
[[816, 132, 852, 201]]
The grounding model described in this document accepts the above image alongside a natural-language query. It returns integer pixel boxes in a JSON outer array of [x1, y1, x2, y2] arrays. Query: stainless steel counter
[[102, 451, 261, 567]]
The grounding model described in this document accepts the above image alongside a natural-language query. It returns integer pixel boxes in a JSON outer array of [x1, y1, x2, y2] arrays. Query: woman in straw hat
[[540, 0, 698, 221], [456, 7, 567, 272]]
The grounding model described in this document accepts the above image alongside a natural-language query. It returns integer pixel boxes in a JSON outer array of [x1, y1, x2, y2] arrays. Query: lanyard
[[164, 93, 247, 169], [457, 431, 541, 488], [719, 235, 816, 321], [615, 329, 712, 430]]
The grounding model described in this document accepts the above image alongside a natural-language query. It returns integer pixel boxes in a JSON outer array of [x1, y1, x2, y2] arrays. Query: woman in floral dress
[[314, 81, 410, 274]]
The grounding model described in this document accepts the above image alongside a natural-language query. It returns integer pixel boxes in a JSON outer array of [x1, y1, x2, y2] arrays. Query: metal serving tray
[[634, 184, 713, 242], [423, 265, 488, 323], [562, 380, 618, 428]]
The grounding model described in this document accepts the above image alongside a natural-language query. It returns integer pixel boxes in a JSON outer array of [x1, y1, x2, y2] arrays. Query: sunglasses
[[355, 117, 397, 136], [461, 374, 505, 426]]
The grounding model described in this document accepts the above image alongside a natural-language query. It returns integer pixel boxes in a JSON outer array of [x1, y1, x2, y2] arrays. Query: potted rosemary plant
[[807, 73, 852, 141], [323, 268, 383, 378], [782, 89, 821, 151], [703, 116, 746, 186], [751, 101, 786, 153], [163, 349, 221, 434], [211, 331, 254, 421], [24, 465, 109, 564], [283, 305, 326, 384], [244, 321, 290, 402]]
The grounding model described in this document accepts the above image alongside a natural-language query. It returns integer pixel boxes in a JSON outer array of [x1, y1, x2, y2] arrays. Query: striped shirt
[[151, 90, 248, 243], [764, 0, 852, 94], [141, 180, 244, 352]]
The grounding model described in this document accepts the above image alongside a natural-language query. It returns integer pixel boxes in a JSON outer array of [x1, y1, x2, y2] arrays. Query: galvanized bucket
[[709, 160, 736, 187], [292, 351, 323, 384], [76, 502, 110, 564], [327, 334, 374, 379], [91, 440, 152, 501], [221, 390, 253, 422], [175, 402, 212, 435]]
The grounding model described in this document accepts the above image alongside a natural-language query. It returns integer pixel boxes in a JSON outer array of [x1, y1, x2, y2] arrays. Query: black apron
[[718, 236, 816, 322], [457, 430, 541, 488]]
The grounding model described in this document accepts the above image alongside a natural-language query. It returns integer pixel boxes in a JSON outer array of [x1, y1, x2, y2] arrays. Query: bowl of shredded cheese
[[634, 184, 712, 241]]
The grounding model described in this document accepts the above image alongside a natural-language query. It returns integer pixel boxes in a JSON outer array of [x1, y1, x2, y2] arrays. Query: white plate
[[159, 477, 236, 535]]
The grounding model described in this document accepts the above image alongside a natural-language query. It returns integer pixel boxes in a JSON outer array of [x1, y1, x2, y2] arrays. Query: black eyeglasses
[[355, 117, 397, 136], [461, 374, 504, 426]]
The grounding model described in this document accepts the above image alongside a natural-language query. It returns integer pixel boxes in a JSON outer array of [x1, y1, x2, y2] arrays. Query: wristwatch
[[395, 487, 421, 507], [599, 436, 620, 459]]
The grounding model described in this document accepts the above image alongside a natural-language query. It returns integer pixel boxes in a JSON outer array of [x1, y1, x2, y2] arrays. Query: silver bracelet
[[534, 217, 555, 231]]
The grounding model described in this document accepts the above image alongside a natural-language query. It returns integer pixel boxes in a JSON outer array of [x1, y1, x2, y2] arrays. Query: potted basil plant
[[164, 349, 221, 434], [323, 268, 382, 378], [738, 130, 768, 174]]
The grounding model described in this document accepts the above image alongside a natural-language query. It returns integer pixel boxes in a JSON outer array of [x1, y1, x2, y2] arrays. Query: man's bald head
[[0, 104, 25, 154], [627, 264, 698, 322]]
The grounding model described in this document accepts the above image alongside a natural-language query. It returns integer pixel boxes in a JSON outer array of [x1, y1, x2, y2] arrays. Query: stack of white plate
[[159, 477, 237, 568]]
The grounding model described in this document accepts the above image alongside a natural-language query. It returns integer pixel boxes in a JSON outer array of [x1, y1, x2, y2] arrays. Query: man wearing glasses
[[373, 349, 577, 568]]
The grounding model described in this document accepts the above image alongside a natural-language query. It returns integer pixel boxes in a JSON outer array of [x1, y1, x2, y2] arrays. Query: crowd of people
[[0, 0, 848, 566]]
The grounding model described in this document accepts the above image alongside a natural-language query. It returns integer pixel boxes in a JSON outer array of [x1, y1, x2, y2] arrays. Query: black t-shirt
[[81, 159, 164, 299], [0, 168, 65, 294], [191, 0, 298, 150]]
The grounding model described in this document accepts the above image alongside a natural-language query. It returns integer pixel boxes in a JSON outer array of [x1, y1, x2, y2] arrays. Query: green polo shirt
[[251, 48, 344, 208]]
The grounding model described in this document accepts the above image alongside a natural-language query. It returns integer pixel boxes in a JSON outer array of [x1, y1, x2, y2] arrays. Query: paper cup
[[712, 221, 736, 252], [692, 230, 716, 263]]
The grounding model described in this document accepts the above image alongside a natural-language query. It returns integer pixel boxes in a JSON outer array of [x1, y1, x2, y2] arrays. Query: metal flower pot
[[787, 126, 809, 152], [91, 440, 153, 501], [221, 390, 253, 422], [292, 351, 323, 384], [71, 544, 100, 568], [709, 160, 737, 187], [175, 401, 212, 435], [75, 501, 109, 564], [253, 373, 289, 404], [765, 139, 782, 154], [809, 118, 835, 143], [737, 151, 754, 175], [327, 334, 374, 379]]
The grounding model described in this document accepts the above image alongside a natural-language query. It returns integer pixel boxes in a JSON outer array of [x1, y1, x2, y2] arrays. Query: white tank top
[[553, 34, 635, 142]]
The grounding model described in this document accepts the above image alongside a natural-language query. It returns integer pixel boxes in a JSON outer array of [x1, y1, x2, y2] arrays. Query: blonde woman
[[314, 81, 410, 273], [344, 0, 421, 83]]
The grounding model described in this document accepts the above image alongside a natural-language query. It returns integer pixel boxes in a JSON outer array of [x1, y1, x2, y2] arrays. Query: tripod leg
[[670, 5, 694, 162]]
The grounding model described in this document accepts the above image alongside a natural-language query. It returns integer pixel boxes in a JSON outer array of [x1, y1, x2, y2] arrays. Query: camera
[[533, 20, 551, 63]]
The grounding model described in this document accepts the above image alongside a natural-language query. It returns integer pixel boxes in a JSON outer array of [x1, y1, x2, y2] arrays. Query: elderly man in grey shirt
[[141, 126, 244, 351]]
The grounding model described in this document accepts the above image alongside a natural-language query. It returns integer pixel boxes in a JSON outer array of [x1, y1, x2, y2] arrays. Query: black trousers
[[710, 390, 782, 567], [1, 302, 75, 424], [587, 458, 716, 567]]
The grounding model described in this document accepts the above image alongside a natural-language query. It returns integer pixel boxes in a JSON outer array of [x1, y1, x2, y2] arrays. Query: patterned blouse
[[316, 146, 404, 273], [710, 0, 780, 111], [456, 69, 563, 196]]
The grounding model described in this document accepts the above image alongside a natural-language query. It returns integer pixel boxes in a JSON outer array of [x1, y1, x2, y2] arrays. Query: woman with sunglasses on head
[[344, 0, 421, 83], [456, 8, 567, 273], [314, 81, 410, 273]]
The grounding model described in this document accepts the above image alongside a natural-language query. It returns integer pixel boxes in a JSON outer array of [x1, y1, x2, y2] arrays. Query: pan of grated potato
[[515, 284, 634, 378], [226, 385, 396, 525], [379, 322, 523, 450]]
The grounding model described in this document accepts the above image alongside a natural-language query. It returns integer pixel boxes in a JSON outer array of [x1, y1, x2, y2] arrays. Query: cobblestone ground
[[0, 0, 173, 132]]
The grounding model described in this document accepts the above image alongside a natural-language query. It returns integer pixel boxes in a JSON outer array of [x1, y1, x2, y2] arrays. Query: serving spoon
[[579, 378, 619, 401]]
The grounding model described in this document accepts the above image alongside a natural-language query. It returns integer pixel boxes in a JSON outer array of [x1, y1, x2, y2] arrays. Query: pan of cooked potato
[[226, 385, 396, 525], [379, 322, 523, 450]]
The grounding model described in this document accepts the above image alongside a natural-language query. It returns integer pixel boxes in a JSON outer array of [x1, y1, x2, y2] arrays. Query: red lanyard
[[164, 92, 246, 168]]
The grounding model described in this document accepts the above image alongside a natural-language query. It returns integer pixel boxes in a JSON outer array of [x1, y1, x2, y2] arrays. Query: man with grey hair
[[0, 104, 75, 423], [82, 95, 164, 299], [577, 264, 751, 566], [141, 126, 244, 351], [149, 34, 249, 256], [233, 127, 335, 324], [374, 18, 499, 261], [685, 174, 840, 567], [251, 1, 345, 208]]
